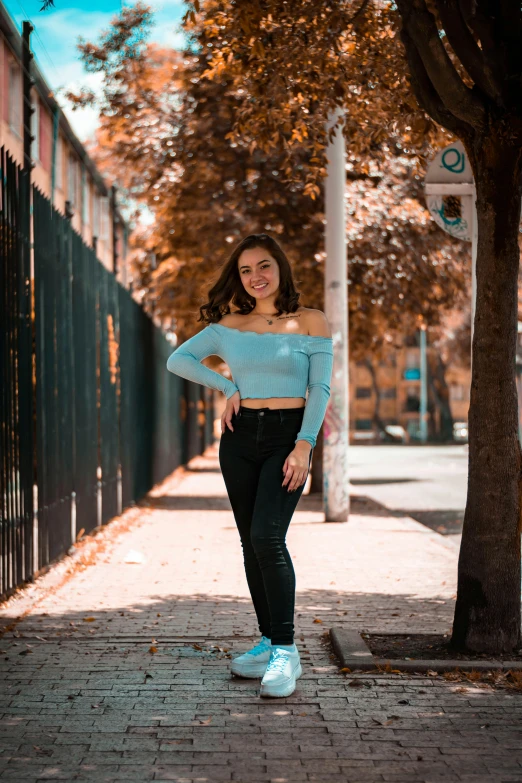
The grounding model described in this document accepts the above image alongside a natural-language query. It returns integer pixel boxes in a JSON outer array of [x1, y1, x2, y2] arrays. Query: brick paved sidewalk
[[1, 442, 521, 783]]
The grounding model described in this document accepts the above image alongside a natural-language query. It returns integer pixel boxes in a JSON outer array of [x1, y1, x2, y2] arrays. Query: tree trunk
[[427, 354, 454, 442], [451, 135, 522, 654], [365, 358, 388, 440]]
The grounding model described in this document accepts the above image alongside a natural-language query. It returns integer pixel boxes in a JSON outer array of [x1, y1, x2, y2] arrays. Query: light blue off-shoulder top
[[166, 322, 334, 448]]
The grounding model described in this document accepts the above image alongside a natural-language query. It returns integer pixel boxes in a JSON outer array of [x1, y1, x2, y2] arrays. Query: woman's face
[[237, 247, 280, 300]]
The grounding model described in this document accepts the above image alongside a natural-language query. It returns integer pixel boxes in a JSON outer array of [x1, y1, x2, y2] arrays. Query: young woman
[[166, 234, 333, 698]]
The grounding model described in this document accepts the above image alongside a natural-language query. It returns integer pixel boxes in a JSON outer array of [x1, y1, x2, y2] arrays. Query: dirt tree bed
[[364, 632, 522, 661]]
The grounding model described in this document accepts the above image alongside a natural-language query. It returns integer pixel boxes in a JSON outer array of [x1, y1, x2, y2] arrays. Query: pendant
[[267, 319, 273, 325]]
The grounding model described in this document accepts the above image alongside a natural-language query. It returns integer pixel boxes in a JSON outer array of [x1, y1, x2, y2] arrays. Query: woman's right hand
[[221, 391, 241, 433]]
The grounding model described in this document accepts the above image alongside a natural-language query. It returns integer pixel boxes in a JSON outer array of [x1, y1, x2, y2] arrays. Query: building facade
[[350, 342, 471, 443], [0, 5, 130, 285]]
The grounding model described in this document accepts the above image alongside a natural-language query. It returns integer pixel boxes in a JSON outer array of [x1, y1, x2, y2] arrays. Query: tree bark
[[365, 358, 388, 440], [427, 354, 454, 442], [451, 134, 522, 653]]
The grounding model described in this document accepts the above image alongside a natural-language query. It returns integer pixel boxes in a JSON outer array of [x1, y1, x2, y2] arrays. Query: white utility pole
[[323, 109, 349, 523]]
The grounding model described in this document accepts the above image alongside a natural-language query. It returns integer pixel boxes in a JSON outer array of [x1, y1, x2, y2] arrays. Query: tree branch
[[461, 0, 522, 110], [436, 0, 503, 105], [396, 0, 486, 129], [399, 24, 475, 139], [348, 0, 370, 26]]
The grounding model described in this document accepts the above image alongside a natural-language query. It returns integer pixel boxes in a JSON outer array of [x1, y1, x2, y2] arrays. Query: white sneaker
[[230, 635, 272, 678], [259, 645, 302, 698]]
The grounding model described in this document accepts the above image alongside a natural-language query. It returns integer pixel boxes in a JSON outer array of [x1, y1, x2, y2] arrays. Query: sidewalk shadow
[[2, 587, 456, 641], [339, 493, 465, 536], [137, 494, 462, 534], [139, 496, 233, 511], [350, 478, 420, 485]]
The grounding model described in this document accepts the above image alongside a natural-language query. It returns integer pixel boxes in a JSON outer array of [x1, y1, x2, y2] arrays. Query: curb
[[329, 627, 522, 673]]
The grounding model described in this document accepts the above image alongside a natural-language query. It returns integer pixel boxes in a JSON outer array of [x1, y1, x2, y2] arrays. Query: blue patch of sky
[[3, 0, 187, 140]]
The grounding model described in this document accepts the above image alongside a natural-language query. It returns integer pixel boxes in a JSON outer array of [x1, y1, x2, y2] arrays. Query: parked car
[[453, 421, 468, 442], [381, 424, 410, 444], [352, 429, 378, 444]]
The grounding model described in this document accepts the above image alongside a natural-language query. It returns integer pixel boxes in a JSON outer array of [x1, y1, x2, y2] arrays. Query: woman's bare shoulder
[[217, 312, 244, 328], [303, 308, 332, 338]]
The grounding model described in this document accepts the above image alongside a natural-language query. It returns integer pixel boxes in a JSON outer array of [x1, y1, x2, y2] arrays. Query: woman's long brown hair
[[198, 234, 302, 325]]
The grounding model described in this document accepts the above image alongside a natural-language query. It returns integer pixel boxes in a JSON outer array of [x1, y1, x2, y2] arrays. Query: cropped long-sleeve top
[[166, 322, 334, 448]]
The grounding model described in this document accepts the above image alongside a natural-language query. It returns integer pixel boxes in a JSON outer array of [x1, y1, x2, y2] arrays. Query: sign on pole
[[424, 141, 477, 335]]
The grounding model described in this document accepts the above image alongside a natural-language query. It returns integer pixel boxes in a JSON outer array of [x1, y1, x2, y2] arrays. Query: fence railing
[[1, 148, 215, 598], [1, 148, 33, 596]]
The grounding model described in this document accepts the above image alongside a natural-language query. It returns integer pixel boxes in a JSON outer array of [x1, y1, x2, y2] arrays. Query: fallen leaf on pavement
[[33, 746, 52, 756]]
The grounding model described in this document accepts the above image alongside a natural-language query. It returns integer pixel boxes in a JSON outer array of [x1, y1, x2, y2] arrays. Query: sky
[[4, 0, 186, 141]]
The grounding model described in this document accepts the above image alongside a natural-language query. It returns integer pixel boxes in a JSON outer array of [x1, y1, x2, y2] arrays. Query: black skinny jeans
[[218, 405, 313, 646]]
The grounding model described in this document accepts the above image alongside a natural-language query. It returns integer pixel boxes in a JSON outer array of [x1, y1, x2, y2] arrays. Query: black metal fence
[[0, 148, 33, 596], [1, 148, 215, 598]]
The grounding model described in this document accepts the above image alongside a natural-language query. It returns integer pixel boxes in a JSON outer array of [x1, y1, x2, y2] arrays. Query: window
[[82, 171, 89, 225], [31, 97, 40, 162], [55, 137, 63, 191], [450, 384, 467, 401], [99, 196, 110, 240], [355, 419, 372, 430], [405, 393, 420, 413], [381, 387, 396, 399], [8, 62, 22, 135], [67, 154, 79, 206], [38, 104, 52, 171], [93, 192, 100, 237], [405, 348, 419, 369], [355, 387, 372, 399]]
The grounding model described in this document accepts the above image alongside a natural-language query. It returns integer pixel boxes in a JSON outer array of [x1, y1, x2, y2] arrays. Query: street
[[349, 445, 468, 548]]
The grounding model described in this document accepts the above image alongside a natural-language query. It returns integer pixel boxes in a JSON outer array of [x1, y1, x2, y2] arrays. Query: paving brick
[[1, 443, 520, 783]]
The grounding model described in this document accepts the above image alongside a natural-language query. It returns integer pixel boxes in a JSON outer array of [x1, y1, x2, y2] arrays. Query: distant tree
[[69, 4, 467, 353]]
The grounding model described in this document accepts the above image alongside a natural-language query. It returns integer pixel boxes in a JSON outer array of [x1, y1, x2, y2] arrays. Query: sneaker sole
[[259, 661, 302, 698], [230, 661, 269, 678]]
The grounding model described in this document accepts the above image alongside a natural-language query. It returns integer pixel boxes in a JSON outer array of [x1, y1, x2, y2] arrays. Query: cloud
[[57, 70, 106, 143]]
